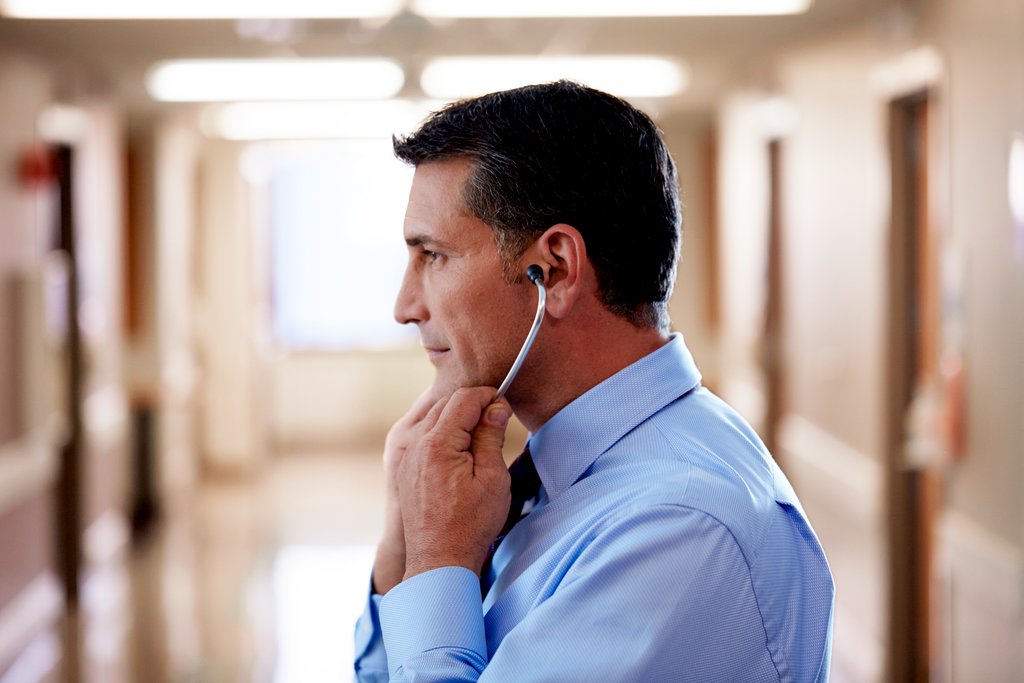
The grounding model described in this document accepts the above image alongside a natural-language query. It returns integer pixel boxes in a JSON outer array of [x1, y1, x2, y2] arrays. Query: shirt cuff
[[379, 566, 486, 678], [354, 575, 388, 679]]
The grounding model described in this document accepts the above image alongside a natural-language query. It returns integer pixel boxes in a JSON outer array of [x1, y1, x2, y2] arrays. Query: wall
[[0, 45, 64, 682], [716, 92, 774, 428], [717, 47, 889, 677], [270, 349, 433, 451], [0, 44, 132, 681], [929, 0, 1024, 678], [716, 2, 1024, 680], [153, 119, 201, 494], [195, 141, 268, 474], [662, 113, 721, 389]]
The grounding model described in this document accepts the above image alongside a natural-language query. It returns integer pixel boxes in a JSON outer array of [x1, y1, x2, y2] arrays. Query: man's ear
[[527, 224, 588, 320]]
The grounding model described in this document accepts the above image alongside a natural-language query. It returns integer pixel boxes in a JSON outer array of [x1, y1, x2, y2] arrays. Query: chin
[[433, 368, 503, 395], [431, 372, 470, 398]]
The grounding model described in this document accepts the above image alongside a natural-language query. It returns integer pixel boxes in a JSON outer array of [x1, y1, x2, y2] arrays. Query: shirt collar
[[527, 333, 702, 504]]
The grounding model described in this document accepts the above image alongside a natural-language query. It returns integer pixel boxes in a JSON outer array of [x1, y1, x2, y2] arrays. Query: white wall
[[774, 27, 889, 460], [0, 48, 55, 451], [268, 348, 434, 451], [154, 119, 202, 493], [662, 115, 721, 388], [716, 92, 773, 428], [195, 141, 269, 474]]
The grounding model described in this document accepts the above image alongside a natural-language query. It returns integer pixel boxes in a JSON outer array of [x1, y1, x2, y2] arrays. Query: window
[[267, 139, 416, 350]]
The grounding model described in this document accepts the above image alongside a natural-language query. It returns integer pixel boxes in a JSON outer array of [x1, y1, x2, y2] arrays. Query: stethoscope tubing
[[495, 276, 546, 399]]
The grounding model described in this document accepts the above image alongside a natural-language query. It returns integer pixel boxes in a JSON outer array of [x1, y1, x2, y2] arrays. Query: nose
[[393, 264, 427, 326]]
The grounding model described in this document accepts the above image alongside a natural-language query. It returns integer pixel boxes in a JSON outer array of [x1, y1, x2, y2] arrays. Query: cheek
[[450, 291, 513, 365]]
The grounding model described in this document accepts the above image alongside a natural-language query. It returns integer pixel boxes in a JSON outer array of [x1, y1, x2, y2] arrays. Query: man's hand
[[398, 387, 513, 580], [372, 386, 447, 595]]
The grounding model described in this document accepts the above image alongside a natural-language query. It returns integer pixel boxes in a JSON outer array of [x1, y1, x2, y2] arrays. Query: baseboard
[[0, 573, 62, 677], [0, 630, 60, 683]]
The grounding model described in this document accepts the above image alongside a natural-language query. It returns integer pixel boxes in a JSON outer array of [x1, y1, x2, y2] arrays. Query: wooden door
[[885, 91, 943, 683]]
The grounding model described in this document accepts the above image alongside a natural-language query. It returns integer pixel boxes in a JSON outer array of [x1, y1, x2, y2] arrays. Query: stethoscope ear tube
[[495, 266, 546, 399]]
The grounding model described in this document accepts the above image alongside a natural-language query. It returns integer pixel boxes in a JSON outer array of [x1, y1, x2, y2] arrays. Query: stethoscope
[[495, 264, 546, 399]]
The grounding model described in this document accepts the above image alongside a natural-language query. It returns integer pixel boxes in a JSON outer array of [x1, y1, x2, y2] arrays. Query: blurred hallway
[[1, 1, 1023, 681], [117, 453, 847, 683], [127, 452, 383, 683]]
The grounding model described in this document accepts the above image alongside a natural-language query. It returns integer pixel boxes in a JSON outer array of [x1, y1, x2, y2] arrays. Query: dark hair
[[393, 80, 681, 330]]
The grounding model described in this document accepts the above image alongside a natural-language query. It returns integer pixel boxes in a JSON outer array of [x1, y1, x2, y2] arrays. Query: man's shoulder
[[588, 392, 781, 557]]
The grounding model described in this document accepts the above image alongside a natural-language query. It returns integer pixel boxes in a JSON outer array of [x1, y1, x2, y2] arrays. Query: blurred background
[[0, 0, 1022, 681]]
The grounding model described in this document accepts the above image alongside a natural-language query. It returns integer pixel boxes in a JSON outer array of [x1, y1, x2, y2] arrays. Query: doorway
[[52, 143, 83, 609], [762, 138, 786, 459], [885, 90, 943, 683]]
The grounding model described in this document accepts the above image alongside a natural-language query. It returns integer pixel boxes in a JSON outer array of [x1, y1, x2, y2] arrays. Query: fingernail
[[486, 404, 511, 427]]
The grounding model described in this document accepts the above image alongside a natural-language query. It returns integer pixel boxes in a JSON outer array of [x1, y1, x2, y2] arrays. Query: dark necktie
[[481, 447, 542, 593]]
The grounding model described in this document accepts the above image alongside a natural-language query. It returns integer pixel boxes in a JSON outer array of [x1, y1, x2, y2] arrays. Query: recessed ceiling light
[[421, 56, 689, 100], [0, 0, 403, 19], [146, 59, 405, 102], [412, 0, 812, 18]]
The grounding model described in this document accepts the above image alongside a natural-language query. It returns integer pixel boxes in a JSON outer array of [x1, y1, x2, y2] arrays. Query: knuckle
[[418, 432, 446, 455], [451, 387, 474, 403], [453, 386, 492, 404]]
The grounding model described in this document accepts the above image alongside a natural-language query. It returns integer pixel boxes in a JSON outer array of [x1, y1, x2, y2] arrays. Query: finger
[[431, 387, 499, 448], [404, 385, 446, 426], [470, 398, 512, 472], [418, 393, 450, 433]]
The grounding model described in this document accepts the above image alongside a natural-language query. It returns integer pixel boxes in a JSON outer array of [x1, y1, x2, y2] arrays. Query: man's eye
[[422, 249, 443, 263]]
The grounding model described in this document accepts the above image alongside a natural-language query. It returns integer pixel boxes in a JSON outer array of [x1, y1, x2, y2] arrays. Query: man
[[354, 81, 833, 682]]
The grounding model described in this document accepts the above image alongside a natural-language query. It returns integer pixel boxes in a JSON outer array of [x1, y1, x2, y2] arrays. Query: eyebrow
[[405, 235, 457, 251]]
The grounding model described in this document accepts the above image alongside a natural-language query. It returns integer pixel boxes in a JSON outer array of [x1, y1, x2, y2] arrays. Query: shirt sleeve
[[379, 567, 487, 681], [374, 505, 790, 682], [353, 575, 390, 683]]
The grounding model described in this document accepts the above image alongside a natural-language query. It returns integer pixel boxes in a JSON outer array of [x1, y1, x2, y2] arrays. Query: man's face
[[394, 158, 534, 395]]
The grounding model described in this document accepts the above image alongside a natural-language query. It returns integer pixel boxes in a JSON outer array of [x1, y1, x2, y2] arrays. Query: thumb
[[470, 400, 512, 467]]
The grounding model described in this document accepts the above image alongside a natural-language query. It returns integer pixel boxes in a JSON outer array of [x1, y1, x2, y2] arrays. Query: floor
[[114, 451, 859, 683], [127, 452, 385, 683]]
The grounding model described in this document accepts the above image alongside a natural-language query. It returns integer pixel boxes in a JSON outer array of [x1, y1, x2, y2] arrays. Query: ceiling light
[[421, 57, 688, 100], [0, 0, 403, 18], [412, 0, 812, 18], [146, 59, 404, 102], [201, 100, 442, 140]]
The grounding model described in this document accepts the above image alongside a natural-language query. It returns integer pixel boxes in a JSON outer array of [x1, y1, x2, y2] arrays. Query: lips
[[422, 345, 450, 362]]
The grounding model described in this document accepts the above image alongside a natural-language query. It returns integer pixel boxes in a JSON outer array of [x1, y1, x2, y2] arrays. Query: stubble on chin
[[430, 366, 505, 400], [429, 373, 460, 403]]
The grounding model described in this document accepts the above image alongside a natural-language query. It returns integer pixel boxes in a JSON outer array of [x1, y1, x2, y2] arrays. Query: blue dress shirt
[[354, 334, 834, 682]]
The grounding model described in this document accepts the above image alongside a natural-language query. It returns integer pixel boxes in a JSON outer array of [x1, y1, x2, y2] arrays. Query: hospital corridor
[[0, 0, 1022, 681]]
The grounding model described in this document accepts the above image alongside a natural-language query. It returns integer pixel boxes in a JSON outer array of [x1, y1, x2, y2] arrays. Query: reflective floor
[[129, 453, 384, 683], [122, 451, 858, 683]]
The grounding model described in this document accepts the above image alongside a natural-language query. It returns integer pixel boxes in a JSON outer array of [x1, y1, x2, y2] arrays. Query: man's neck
[[509, 318, 670, 433]]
